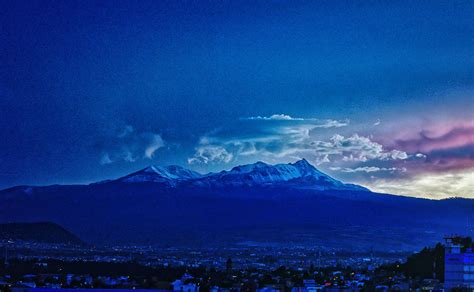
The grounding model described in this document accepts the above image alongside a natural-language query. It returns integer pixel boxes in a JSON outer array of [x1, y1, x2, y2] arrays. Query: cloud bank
[[188, 115, 409, 168], [366, 169, 474, 199], [393, 125, 474, 173]]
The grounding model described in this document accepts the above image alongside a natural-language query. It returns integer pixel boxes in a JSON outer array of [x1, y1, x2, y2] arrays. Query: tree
[[226, 258, 233, 273], [404, 243, 445, 281]]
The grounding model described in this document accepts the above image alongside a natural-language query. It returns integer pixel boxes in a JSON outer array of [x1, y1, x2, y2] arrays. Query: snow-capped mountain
[[115, 159, 369, 192], [191, 159, 368, 191], [215, 159, 327, 184], [117, 165, 202, 184]]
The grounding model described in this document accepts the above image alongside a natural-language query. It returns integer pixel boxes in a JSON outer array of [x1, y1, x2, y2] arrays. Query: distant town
[[0, 236, 473, 292]]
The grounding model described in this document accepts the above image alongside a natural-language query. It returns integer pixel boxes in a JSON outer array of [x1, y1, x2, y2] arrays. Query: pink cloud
[[395, 126, 474, 153], [376, 120, 474, 174]]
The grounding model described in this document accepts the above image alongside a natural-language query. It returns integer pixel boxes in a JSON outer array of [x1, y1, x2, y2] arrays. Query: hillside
[[0, 222, 85, 246]]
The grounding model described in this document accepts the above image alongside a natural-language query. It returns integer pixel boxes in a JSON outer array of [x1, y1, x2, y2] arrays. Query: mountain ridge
[[117, 164, 202, 185], [110, 159, 369, 192]]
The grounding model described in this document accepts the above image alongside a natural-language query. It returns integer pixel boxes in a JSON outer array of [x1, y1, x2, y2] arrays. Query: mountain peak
[[118, 164, 201, 183], [230, 161, 268, 173], [289, 159, 325, 178], [142, 165, 160, 173], [292, 158, 312, 168]]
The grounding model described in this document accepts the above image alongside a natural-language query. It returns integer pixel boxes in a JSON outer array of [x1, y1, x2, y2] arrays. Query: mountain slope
[[0, 222, 85, 246], [116, 165, 202, 185]]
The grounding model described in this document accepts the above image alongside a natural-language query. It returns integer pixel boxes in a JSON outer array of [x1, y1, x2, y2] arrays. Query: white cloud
[[243, 114, 349, 128], [313, 134, 409, 162], [320, 119, 350, 128], [144, 134, 165, 159], [330, 166, 406, 173], [100, 125, 165, 164], [320, 155, 331, 164], [188, 145, 233, 164], [189, 115, 408, 166], [366, 169, 474, 199], [246, 114, 296, 120]]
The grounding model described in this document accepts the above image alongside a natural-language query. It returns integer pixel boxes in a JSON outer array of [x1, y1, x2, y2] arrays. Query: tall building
[[444, 236, 474, 290]]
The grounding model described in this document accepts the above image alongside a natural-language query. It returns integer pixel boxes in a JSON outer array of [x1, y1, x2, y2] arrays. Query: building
[[171, 280, 199, 292], [171, 274, 199, 292], [291, 279, 324, 292], [444, 236, 474, 290]]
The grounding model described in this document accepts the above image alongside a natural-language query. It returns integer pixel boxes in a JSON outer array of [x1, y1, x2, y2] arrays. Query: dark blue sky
[[1, 0, 473, 198]]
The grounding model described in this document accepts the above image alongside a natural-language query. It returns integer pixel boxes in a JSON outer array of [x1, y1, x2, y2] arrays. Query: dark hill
[[0, 222, 85, 246]]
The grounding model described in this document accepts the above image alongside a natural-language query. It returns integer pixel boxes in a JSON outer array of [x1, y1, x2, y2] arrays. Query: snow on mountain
[[194, 159, 318, 186], [114, 159, 369, 192], [192, 159, 369, 191], [117, 165, 201, 184]]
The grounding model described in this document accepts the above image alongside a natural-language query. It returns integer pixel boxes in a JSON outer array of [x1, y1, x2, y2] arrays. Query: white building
[[172, 279, 199, 292], [444, 236, 474, 290]]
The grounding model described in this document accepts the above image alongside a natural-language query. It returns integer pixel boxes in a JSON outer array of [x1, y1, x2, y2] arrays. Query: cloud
[[330, 166, 406, 173], [144, 134, 165, 159], [366, 169, 474, 199], [396, 126, 474, 153], [393, 125, 474, 173], [118, 125, 134, 138], [188, 115, 409, 166], [100, 153, 113, 165], [243, 114, 349, 127], [100, 126, 165, 164], [324, 134, 409, 162], [188, 145, 233, 164], [245, 114, 297, 120], [373, 119, 381, 126]]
